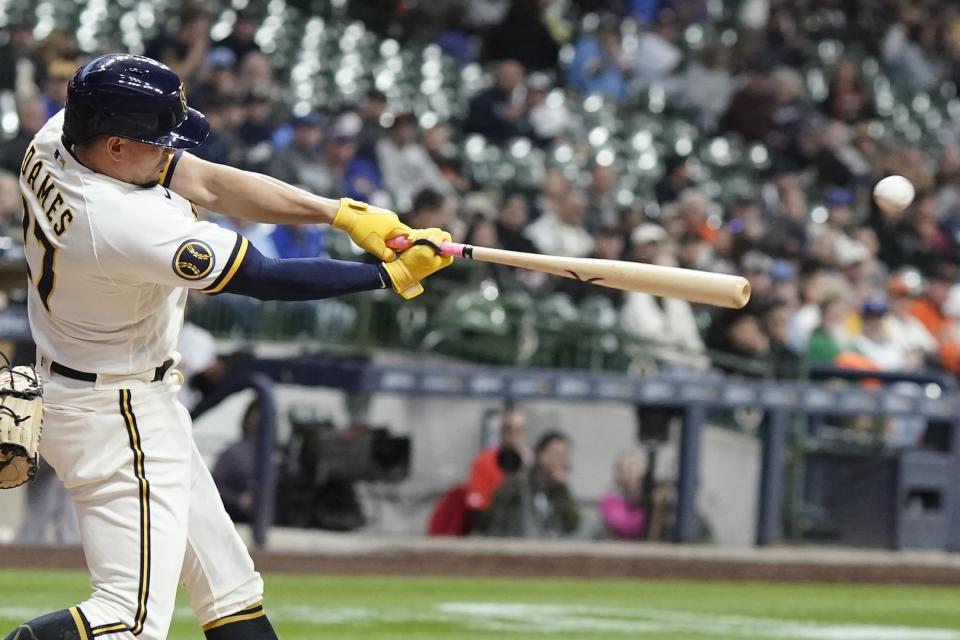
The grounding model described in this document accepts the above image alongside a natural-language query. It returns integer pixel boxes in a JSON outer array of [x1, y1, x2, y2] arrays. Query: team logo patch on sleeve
[[173, 240, 215, 281]]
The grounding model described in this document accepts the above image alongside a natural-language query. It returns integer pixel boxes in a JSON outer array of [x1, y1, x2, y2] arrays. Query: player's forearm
[[171, 153, 414, 263], [207, 165, 341, 225], [171, 153, 340, 224]]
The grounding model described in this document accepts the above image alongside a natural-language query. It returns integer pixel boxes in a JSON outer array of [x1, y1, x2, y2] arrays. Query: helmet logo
[[178, 83, 187, 114]]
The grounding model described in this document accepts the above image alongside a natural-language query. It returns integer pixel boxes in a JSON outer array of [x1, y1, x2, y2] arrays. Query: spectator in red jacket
[[466, 407, 531, 513]]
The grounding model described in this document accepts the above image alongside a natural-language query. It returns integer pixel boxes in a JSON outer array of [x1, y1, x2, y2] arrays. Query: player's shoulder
[[88, 182, 198, 243], [87, 178, 168, 208], [93, 171, 191, 210]]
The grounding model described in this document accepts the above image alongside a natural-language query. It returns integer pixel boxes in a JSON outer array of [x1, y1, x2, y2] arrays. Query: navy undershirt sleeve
[[220, 241, 389, 300]]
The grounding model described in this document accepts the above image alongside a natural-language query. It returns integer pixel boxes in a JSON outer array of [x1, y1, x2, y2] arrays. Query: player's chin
[[135, 178, 161, 189]]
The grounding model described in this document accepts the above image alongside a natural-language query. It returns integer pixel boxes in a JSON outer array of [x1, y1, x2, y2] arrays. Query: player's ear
[[104, 135, 125, 161]]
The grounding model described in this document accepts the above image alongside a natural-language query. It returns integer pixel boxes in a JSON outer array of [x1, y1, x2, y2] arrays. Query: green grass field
[[1, 570, 959, 639]]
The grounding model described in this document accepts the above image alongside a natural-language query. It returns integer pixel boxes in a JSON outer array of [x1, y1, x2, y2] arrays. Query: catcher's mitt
[[0, 363, 42, 489]]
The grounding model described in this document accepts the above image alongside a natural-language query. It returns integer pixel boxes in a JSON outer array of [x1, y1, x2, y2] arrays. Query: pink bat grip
[[386, 236, 466, 258]]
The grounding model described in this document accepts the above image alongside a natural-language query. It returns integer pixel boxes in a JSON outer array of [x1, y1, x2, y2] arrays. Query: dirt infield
[[251, 550, 960, 585], [3, 535, 959, 585]]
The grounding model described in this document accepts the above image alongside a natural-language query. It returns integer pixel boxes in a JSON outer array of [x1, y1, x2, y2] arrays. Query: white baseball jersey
[[16, 109, 268, 640], [19, 110, 249, 375]]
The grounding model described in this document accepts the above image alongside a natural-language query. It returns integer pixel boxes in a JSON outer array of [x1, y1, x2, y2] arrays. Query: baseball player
[[3, 54, 451, 640]]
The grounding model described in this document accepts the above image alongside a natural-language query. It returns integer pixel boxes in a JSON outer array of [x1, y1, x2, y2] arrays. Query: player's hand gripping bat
[[386, 237, 751, 309]]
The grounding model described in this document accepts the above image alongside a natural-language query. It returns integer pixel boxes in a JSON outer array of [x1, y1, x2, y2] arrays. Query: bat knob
[[385, 236, 465, 258], [386, 236, 412, 251]]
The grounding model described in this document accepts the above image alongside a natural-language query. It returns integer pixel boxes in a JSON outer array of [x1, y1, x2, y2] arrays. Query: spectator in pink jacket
[[599, 451, 649, 539]]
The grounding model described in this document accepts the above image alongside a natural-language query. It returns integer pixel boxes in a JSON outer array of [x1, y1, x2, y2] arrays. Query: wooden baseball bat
[[386, 238, 751, 309]]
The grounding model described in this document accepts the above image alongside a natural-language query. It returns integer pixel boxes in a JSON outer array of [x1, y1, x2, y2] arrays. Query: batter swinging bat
[[387, 237, 751, 309]]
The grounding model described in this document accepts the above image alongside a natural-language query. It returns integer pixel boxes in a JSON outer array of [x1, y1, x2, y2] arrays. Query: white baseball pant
[[37, 364, 265, 639]]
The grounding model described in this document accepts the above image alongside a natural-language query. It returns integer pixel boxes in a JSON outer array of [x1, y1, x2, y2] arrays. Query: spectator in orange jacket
[[466, 407, 531, 514], [908, 263, 960, 373]]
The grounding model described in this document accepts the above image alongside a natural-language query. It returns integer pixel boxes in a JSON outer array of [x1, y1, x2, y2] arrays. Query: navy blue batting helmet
[[64, 54, 208, 149]]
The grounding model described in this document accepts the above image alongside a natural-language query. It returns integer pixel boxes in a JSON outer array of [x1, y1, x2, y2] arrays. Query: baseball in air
[[873, 175, 915, 214]]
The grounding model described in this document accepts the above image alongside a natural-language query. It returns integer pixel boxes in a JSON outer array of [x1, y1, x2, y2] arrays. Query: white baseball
[[873, 175, 915, 214]]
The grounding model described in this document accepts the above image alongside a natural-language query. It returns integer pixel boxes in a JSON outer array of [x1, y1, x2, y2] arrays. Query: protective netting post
[[675, 404, 705, 543], [756, 408, 788, 546]]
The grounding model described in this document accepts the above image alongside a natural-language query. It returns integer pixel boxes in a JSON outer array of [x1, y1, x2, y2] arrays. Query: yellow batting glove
[[381, 228, 454, 299], [332, 198, 411, 262]]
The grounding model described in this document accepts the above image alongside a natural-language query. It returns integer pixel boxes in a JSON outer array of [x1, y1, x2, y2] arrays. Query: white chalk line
[[437, 603, 960, 639], [1, 602, 957, 639]]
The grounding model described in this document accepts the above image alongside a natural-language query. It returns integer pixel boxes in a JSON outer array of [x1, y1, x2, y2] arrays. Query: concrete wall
[[192, 386, 761, 546], [0, 487, 23, 543], [699, 426, 760, 546]]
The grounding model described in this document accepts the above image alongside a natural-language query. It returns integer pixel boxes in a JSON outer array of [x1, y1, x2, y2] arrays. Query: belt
[[49, 358, 175, 384]]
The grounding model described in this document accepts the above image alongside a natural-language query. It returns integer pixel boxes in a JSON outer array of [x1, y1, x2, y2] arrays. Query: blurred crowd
[[3, 0, 960, 384]]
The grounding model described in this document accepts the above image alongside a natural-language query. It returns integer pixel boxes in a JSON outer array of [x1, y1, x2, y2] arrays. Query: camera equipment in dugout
[[274, 409, 411, 531]]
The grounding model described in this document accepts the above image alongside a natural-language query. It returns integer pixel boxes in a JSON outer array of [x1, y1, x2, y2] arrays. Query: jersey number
[[21, 196, 57, 311]]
